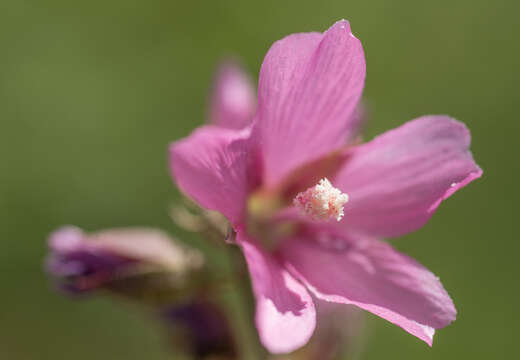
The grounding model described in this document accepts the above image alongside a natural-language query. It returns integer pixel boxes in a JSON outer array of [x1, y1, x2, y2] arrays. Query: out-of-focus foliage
[[0, 0, 517, 359]]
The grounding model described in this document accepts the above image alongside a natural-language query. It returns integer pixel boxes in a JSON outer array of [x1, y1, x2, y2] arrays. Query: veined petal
[[237, 232, 316, 354], [254, 20, 366, 186], [333, 116, 482, 238], [209, 61, 256, 129], [169, 126, 253, 226], [279, 236, 456, 345]]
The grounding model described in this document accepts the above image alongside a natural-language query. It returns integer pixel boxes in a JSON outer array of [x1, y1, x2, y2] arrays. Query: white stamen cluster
[[293, 178, 349, 222]]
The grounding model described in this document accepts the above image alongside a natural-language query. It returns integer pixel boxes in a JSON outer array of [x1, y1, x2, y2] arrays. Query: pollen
[[293, 178, 349, 222]]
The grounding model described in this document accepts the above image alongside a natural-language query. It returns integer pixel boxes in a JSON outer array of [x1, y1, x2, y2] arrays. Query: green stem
[[218, 245, 266, 360]]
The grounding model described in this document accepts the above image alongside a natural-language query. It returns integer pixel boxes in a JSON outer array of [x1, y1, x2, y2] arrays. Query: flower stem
[[218, 245, 266, 360]]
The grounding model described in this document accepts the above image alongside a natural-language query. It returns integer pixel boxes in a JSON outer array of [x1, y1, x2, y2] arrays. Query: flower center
[[293, 178, 349, 222]]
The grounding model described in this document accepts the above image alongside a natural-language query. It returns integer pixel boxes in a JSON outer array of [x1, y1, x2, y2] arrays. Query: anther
[[293, 178, 349, 222]]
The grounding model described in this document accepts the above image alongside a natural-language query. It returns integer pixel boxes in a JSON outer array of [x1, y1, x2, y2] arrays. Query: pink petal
[[209, 61, 256, 129], [279, 236, 456, 345], [169, 126, 253, 226], [334, 116, 482, 238], [238, 232, 316, 354], [254, 20, 366, 186]]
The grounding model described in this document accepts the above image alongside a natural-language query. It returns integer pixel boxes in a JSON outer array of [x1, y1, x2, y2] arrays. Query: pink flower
[[169, 20, 482, 354]]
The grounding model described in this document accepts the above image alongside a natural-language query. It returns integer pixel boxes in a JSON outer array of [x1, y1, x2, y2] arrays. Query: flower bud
[[46, 226, 204, 305], [162, 300, 236, 359]]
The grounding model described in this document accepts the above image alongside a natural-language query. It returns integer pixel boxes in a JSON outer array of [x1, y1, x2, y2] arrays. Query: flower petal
[[238, 232, 316, 354], [279, 236, 456, 345], [254, 20, 366, 186], [209, 61, 256, 129], [334, 116, 482, 238], [169, 126, 253, 226]]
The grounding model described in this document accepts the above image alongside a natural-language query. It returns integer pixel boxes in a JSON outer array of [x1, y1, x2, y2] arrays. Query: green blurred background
[[1, 0, 517, 359]]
